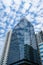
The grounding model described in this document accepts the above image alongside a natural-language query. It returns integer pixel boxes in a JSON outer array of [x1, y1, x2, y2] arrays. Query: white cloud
[[29, 6, 38, 13], [26, 13, 35, 22], [14, 0, 21, 4], [3, 17, 7, 22], [0, 29, 5, 33], [31, 0, 40, 6], [5, 7, 10, 14], [2, 0, 12, 7], [38, 9, 43, 17], [7, 25, 12, 30], [0, 0, 43, 34], [0, 22, 6, 28], [35, 16, 43, 24]]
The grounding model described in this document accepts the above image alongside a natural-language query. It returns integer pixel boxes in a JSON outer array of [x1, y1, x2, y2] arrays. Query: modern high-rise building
[[1, 18, 40, 65], [1, 30, 12, 65], [36, 31, 43, 65]]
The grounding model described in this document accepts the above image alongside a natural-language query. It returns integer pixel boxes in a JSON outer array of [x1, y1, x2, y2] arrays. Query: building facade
[[1, 30, 12, 65], [36, 31, 43, 65], [1, 18, 40, 65]]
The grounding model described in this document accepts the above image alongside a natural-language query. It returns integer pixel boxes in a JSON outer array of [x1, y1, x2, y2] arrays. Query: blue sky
[[0, 0, 43, 60]]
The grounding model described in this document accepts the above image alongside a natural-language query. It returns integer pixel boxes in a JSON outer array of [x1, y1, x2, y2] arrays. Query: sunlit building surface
[[1, 30, 12, 65], [36, 31, 43, 65], [1, 18, 40, 65]]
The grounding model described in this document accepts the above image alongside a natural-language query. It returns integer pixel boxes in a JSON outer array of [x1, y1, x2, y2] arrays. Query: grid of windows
[[38, 42, 43, 65], [37, 31, 43, 65], [7, 18, 39, 65]]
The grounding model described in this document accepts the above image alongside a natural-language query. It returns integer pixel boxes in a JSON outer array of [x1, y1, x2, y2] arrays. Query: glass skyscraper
[[1, 30, 12, 65], [36, 31, 43, 65], [2, 18, 40, 65]]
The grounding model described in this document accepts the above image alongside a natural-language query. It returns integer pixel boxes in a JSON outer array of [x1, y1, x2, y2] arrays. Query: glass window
[[39, 45, 43, 48], [39, 44, 43, 46], [24, 32, 30, 45], [39, 48, 43, 50]]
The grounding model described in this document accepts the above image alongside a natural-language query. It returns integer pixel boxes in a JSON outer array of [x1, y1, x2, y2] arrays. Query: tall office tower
[[36, 31, 43, 65], [1, 30, 12, 65], [2, 18, 39, 65]]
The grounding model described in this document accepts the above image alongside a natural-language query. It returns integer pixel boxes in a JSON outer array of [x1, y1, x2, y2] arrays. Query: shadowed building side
[[36, 31, 43, 65]]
